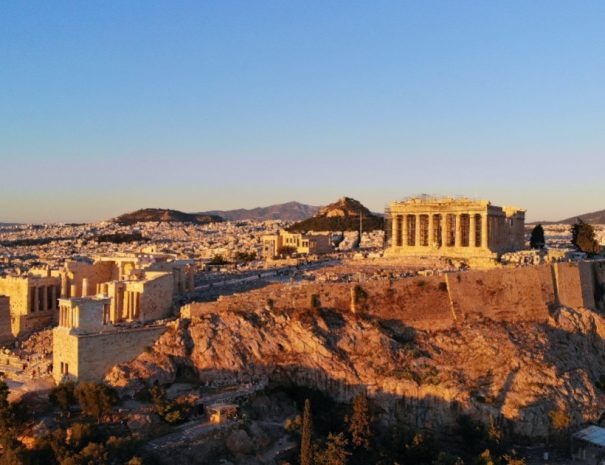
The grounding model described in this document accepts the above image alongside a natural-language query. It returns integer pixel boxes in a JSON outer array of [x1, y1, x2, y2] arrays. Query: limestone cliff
[[106, 305, 605, 439]]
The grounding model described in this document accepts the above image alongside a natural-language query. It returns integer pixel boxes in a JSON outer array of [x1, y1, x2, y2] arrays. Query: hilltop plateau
[[112, 208, 223, 225]]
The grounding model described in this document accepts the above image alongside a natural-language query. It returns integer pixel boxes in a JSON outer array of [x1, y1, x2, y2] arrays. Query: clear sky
[[1, 1, 604, 223]]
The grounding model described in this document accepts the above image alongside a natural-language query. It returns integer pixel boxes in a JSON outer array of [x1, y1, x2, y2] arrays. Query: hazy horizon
[[1, 1, 604, 224]]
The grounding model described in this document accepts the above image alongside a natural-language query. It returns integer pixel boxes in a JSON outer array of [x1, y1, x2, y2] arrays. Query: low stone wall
[[182, 260, 605, 330]]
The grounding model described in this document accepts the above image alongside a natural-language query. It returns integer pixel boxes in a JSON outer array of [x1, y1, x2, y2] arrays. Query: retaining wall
[[182, 260, 605, 331]]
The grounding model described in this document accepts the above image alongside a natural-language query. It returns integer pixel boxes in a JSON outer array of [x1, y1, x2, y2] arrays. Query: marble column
[[469, 213, 476, 247], [414, 215, 421, 247], [42, 286, 48, 311], [481, 214, 489, 249], [51, 285, 57, 310], [402, 214, 408, 247], [441, 215, 448, 247], [428, 214, 434, 247], [61, 274, 68, 298], [391, 215, 399, 247], [454, 214, 462, 248], [34, 287, 40, 312]]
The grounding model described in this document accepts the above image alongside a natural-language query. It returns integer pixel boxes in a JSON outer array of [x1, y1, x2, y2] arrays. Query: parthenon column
[[428, 214, 434, 247], [391, 215, 399, 247], [402, 214, 408, 247], [469, 213, 476, 247], [481, 214, 489, 249], [414, 215, 421, 247], [454, 214, 462, 248], [441, 214, 448, 247]]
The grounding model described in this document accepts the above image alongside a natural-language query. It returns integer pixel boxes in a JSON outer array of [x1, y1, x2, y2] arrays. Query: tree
[[208, 254, 228, 265], [74, 383, 118, 423], [0, 380, 24, 449], [529, 225, 545, 249], [301, 399, 313, 465], [314, 433, 350, 465], [347, 393, 371, 449], [475, 449, 498, 465], [571, 219, 601, 254], [234, 251, 257, 263], [549, 408, 570, 432], [49, 381, 76, 417], [148, 384, 193, 424]]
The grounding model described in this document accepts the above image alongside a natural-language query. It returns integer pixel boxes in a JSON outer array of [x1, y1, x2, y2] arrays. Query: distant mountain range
[[199, 201, 320, 221], [288, 197, 384, 232], [531, 208, 605, 225], [113, 208, 222, 225]]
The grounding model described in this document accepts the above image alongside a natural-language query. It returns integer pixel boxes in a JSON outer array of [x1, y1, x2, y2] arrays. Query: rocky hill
[[288, 197, 384, 232], [557, 208, 605, 225], [200, 201, 319, 221], [113, 208, 223, 225], [107, 302, 605, 439]]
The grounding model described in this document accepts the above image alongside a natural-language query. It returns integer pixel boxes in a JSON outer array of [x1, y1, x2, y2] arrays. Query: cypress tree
[[571, 219, 601, 254], [348, 392, 372, 449], [529, 224, 545, 249], [301, 398, 313, 465]]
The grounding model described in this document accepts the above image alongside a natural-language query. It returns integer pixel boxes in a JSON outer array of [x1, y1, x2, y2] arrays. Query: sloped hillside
[[107, 303, 605, 439]]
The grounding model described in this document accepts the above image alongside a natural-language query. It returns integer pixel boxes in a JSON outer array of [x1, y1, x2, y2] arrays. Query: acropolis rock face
[[107, 301, 605, 439]]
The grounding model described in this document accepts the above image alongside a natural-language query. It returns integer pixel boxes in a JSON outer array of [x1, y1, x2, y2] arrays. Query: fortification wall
[[554, 262, 597, 309], [183, 260, 605, 331], [446, 265, 554, 323]]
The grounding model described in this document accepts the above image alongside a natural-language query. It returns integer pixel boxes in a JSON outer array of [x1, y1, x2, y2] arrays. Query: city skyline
[[1, 1, 604, 223]]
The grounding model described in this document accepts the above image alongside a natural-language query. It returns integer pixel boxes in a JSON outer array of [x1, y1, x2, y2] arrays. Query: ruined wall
[[554, 262, 597, 309], [446, 265, 554, 323], [0, 276, 59, 338], [62, 261, 115, 297], [358, 277, 454, 330], [53, 326, 166, 382], [135, 273, 174, 321], [0, 297, 12, 345], [183, 260, 605, 331]]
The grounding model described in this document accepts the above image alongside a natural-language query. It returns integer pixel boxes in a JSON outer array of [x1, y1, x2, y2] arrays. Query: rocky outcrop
[[288, 197, 384, 232], [107, 305, 605, 439]]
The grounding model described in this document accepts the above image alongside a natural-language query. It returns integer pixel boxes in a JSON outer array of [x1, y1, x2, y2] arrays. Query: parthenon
[[385, 196, 525, 260]]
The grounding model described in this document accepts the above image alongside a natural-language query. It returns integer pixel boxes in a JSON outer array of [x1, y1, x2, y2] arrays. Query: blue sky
[[1, 1, 604, 223]]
